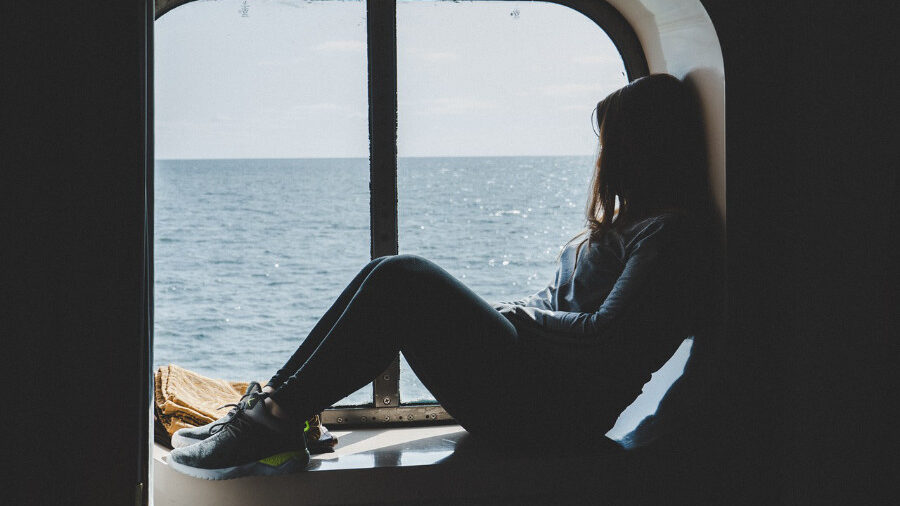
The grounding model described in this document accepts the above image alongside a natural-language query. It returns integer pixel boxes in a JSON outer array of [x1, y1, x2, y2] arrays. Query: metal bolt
[[382, 396, 392, 405], [336, 417, 343, 423]]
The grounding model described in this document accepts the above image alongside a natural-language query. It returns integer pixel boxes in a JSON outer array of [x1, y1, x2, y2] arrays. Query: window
[[154, 0, 646, 424], [154, 0, 373, 406]]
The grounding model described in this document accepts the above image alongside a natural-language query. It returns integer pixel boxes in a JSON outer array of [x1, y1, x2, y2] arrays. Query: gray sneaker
[[170, 381, 262, 449], [167, 392, 310, 480]]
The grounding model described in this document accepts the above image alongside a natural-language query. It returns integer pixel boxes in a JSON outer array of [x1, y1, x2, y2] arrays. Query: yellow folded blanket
[[154, 364, 322, 441]]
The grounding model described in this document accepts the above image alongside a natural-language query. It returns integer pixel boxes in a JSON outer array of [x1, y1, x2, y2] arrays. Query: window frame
[[152, 0, 648, 428]]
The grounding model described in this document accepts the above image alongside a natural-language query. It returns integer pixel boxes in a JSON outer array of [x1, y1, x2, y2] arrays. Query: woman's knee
[[372, 254, 438, 278], [366, 255, 393, 268], [360, 255, 448, 301], [353, 256, 393, 282]]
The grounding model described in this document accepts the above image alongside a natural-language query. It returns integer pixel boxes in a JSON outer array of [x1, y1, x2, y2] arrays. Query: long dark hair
[[579, 73, 710, 247]]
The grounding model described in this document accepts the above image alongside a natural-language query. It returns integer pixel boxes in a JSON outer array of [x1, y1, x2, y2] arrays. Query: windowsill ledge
[[153, 424, 629, 505]]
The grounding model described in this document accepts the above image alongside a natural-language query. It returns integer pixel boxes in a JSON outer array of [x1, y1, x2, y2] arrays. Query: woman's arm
[[491, 265, 561, 311], [492, 288, 553, 310], [502, 215, 697, 342]]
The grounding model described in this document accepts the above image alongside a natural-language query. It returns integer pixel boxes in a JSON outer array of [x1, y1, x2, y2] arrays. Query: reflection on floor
[[154, 424, 626, 505], [310, 425, 464, 469]]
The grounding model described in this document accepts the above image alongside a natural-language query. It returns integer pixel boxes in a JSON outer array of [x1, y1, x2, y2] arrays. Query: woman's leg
[[266, 256, 390, 389], [168, 255, 611, 477], [269, 255, 524, 435]]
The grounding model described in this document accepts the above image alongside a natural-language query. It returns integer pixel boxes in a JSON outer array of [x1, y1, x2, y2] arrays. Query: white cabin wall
[[604, 0, 725, 224]]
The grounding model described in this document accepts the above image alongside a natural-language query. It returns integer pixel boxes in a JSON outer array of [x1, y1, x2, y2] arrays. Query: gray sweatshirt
[[494, 210, 706, 387]]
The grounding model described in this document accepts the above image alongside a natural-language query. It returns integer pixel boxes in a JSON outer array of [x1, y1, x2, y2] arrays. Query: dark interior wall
[[3, 0, 891, 504], [3, 1, 151, 505], [698, 0, 893, 502]]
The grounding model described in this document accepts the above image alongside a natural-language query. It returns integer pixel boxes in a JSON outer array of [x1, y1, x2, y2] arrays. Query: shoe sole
[[167, 450, 310, 480]]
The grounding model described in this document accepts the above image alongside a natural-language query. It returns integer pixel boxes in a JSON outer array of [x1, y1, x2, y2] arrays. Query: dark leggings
[[267, 255, 540, 438]]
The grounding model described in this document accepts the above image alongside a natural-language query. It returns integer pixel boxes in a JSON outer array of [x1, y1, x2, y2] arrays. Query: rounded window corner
[[541, 0, 649, 81]]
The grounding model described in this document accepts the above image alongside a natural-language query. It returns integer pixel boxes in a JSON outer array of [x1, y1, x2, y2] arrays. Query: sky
[[154, 0, 627, 159]]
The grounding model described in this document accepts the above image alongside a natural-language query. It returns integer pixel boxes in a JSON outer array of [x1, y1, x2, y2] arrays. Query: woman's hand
[[491, 302, 518, 316]]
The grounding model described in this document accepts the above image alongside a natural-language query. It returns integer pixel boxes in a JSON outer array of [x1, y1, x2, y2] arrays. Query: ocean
[[153, 156, 595, 405]]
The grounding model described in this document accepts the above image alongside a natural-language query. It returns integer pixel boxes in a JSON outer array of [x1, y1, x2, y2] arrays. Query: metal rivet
[[336, 417, 343, 423], [383, 374, 390, 381], [384, 416, 390, 422], [382, 396, 392, 405], [407, 414, 413, 421], [361, 416, 367, 422]]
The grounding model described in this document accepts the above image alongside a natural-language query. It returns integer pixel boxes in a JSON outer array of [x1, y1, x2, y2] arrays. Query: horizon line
[[155, 153, 597, 162]]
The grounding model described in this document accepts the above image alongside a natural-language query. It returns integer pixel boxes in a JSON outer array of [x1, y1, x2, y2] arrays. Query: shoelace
[[209, 392, 267, 438], [217, 385, 259, 415]]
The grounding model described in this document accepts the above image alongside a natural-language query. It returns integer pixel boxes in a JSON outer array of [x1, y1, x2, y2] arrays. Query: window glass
[[397, 1, 628, 403], [154, 0, 372, 406]]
